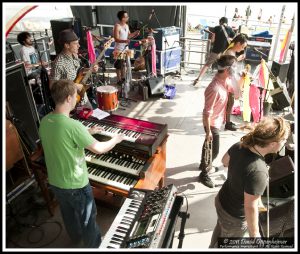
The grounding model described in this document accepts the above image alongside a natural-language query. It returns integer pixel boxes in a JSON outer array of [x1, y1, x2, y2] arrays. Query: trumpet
[[204, 140, 213, 172]]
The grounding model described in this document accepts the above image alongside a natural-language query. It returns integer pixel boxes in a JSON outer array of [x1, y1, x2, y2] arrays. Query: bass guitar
[[74, 37, 114, 103]]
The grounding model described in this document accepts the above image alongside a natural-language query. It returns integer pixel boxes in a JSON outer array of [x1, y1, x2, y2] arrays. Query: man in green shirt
[[39, 79, 124, 248]]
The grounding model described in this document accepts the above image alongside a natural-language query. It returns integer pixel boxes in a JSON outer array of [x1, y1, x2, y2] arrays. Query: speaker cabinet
[[50, 17, 85, 54], [146, 76, 165, 95], [6, 43, 16, 67], [263, 156, 294, 198], [259, 199, 294, 237], [270, 85, 291, 110], [271, 60, 290, 83], [6, 62, 40, 152]]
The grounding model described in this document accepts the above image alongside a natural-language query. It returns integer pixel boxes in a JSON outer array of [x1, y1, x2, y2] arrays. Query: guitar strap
[[221, 25, 231, 45]]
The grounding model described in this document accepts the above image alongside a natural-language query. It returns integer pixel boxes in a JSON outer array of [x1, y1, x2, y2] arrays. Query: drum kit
[[86, 28, 158, 113]]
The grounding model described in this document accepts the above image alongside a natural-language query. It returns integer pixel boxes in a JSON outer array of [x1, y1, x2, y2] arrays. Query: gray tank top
[[115, 24, 129, 51]]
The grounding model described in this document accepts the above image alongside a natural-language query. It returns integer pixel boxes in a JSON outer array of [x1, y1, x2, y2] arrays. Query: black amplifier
[[6, 43, 16, 66]]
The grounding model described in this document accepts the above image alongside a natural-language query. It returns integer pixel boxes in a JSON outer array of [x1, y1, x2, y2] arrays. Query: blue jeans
[[50, 183, 101, 248]]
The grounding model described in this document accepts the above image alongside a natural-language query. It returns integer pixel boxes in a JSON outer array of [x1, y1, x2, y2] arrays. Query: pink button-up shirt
[[203, 76, 229, 129]]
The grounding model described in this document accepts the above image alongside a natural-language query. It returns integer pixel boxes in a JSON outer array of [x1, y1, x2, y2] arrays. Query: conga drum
[[96, 86, 119, 111]]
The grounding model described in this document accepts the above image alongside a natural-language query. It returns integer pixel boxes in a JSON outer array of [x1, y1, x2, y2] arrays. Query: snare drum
[[96, 85, 119, 111]]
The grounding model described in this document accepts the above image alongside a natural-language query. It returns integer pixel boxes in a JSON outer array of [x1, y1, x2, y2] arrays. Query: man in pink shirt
[[199, 55, 237, 188]]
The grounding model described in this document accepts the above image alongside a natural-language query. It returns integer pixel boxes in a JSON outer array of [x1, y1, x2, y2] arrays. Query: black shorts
[[114, 59, 125, 70]]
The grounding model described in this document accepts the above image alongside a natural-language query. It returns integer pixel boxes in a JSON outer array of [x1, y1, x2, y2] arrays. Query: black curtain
[[71, 5, 182, 34], [70, 6, 93, 26]]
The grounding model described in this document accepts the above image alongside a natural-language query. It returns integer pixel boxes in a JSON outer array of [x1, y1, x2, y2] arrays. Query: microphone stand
[[32, 33, 44, 67], [152, 9, 170, 84], [32, 33, 48, 117], [114, 37, 138, 107], [177, 211, 190, 248]]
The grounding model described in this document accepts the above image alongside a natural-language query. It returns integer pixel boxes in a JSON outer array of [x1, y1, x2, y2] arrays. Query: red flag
[[86, 30, 96, 64]]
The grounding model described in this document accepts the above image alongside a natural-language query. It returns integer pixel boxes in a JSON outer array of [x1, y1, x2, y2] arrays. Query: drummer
[[113, 10, 140, 86]]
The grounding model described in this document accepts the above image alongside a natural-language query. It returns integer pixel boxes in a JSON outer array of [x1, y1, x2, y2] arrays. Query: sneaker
[[225, 122, 237, 131], [199, 172, 215, 188]]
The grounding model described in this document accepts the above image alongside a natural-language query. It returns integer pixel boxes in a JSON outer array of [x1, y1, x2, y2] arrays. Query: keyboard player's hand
[[88, 126, 104, 135], [113, 133, 125, 144]]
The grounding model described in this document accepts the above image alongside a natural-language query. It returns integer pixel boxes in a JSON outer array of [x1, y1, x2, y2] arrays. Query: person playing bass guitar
[[50, 29, 99, 109]]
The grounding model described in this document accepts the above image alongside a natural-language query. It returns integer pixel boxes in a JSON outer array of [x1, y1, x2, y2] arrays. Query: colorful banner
[[86, 30, 96, 64], [249, 60, 270, 122], [279, 30, 290, 63]]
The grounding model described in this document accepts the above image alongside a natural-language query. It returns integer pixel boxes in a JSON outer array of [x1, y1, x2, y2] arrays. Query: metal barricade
[[179, 37, 211, 70]]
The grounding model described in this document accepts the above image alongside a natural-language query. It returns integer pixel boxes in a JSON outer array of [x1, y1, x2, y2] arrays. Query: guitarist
[[113, 10, 140, 85], [50, 29, 99, 109]]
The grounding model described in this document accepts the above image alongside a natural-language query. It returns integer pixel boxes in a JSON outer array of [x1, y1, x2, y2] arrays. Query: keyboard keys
[[100, 199, 142, 249], [87, 164, 138, 191]]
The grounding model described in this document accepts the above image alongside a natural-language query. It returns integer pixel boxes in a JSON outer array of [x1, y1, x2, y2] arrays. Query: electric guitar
[[74, 37, 114, 103]]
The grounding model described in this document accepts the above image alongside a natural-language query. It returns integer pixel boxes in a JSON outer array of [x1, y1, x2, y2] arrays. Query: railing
[[96, 24, 114, 37], [179, 37, 211, 70]]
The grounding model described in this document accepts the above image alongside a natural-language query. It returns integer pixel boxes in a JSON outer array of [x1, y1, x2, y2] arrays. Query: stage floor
[[6, 68, 289, 249]]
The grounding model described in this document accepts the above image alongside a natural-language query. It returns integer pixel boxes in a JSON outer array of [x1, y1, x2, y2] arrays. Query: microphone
[[148, 9, 154, 21]]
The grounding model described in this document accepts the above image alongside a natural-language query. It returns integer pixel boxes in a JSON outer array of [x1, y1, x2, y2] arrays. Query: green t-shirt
[[39, 113, 96, 189]]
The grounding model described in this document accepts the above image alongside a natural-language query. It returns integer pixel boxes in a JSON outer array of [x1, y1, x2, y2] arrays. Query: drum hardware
[[113, 47, 137, 109], [113, 31, 141, 109], [27, 76, 48, 119]]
